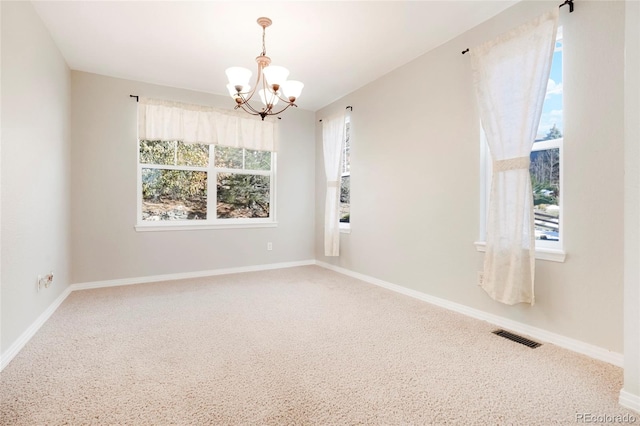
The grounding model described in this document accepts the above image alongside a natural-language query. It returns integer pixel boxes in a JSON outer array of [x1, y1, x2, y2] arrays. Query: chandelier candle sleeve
[[225, 17, 304, 120]]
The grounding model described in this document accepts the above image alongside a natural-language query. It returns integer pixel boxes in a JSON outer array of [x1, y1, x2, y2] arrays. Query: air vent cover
[[492, 329, 541, 348]]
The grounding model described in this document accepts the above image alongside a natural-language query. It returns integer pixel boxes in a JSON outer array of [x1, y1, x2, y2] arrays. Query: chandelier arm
[[235, 97, 296, 120], [236, 84, 276, 117], [273, 92, 295, 104], [234, 91, 262, 114], [235, 63, 263, 105], [265, 102, 297, 116], [236, 99, 262, 115], [236, 104, 264, 117], [238, 103, 269, 121], [238, 96, 296, 117]]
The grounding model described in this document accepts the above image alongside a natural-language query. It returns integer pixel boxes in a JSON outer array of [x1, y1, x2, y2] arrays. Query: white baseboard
[[0, 259, 626, 375], [0, 286, 73, 371], [1, 260, 315, 372], [315, 261, 624, 368], [620, 389, 640, 414], [71, 260, 316, 291]]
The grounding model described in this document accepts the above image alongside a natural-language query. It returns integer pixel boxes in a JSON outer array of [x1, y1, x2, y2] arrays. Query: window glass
[[141, 168, 207, 221], [138, 141, 275, 226], [139, 140, 177, 166], [532, 33, 562, 243], [340, 119, 351, 224], [215, 146, 244, 169], [217, 173, 270, 219], [177, 143, 208, 167], [535, 30, 563, 143], [531, 147, 560, 241], [245, 149, 272, 171]]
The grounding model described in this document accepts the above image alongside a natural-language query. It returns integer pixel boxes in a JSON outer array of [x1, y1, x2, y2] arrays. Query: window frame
[[339, 115, 351, 233], [135, 141, 277, 232]]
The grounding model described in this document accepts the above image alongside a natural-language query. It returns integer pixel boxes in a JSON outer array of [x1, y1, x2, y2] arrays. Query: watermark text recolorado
[[576, 413, 637, 424]]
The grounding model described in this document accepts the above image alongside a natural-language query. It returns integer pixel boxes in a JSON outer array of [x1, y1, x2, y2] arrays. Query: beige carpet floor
[[0, 265, 636, 425]]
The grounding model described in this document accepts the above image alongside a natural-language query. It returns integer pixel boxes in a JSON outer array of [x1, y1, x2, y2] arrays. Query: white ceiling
[[32, 1, 517, 112]]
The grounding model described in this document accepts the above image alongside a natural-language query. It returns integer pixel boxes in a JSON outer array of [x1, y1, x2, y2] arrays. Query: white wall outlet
[[37, 272, 54, 292], [45, 272, 54, 288], [477, 271, 484, 286], [267, 242, 273, 251]]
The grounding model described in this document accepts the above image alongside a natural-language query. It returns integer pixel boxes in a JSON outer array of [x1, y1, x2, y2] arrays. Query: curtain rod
[[461, 0, 573, 55], [319, 106, 353, 122]]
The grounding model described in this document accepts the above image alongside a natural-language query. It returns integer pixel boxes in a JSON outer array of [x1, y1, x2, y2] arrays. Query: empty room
[[1, 0, 639, 424]]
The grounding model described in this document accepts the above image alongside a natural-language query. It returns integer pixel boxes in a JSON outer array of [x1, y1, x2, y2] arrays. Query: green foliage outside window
[[217, 174, 270, 218], [140, 140, 208, 167], [530, 126, 561, 207], [139, 141, 272, 221], [142, 169, 207, 220]]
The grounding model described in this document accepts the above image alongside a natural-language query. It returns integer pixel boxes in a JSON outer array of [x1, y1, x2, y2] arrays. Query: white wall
[[316, 1, 626, 353], [1, 2, 71, 353], [623, 0, 640, 409], [70, 72, 316, 284]]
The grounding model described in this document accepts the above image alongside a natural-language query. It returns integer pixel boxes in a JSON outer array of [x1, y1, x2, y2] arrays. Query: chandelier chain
[[261, 26, 267, 56]]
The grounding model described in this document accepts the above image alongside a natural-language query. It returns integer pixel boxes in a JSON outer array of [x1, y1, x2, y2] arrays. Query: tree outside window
[[138, 141, 275, 226]]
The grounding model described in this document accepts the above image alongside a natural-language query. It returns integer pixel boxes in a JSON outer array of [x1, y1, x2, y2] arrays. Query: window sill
[[340, 224, 351, 234], [474, 241, 566, 263], [135, 222, 278, 232]]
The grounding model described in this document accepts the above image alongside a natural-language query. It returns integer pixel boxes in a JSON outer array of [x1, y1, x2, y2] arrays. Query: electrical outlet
[[37, 272, 54, 292], [477, 271, 484, 286], [45, 272, 54, 288], [267, 242, 273, 251]]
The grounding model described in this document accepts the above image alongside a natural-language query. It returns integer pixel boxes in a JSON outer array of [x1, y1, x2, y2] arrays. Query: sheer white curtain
[[137, 97, 278, 151], [322, 113, 346, 256], [471, 9, 558, 305]]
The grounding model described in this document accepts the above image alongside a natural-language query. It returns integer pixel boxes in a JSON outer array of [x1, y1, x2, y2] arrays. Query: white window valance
[[137, 97, 278, 152]]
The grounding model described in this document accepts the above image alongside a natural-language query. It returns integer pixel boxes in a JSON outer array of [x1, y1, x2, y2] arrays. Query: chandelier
[[225, 17, 304, 121]]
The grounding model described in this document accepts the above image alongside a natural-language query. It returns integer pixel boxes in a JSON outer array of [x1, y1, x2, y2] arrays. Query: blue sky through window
[[536, 28, 563, 141]]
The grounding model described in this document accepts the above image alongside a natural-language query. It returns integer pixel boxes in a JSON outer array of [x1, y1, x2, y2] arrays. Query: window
[[531, 29, 563, 249], [340, 116, 351, 229], [479, 29, 563, 260], [137, 140, 275, 230]]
